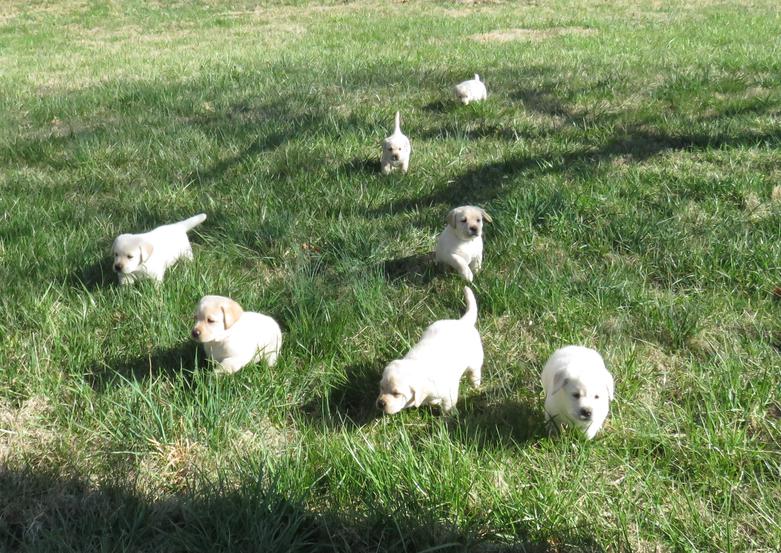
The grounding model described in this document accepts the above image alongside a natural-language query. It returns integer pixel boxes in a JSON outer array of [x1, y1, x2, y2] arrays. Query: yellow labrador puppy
[[191, 295, 282, 375], [435, 205, 492, 282], [380, 111, 411, 174], [541, 346, 615, 440], [112, 213, 206, 285], [377, 287, 483, 415], [454, 74, 487, 105]]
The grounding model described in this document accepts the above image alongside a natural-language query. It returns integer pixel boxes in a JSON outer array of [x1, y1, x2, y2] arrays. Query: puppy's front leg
[[381, 161, 392, 175], [469, 254, 482, 275], [214, 357, 245, 375], [466, 365, 481, 388], [441, 253, 473, 282], [401, 159, 409, 173]]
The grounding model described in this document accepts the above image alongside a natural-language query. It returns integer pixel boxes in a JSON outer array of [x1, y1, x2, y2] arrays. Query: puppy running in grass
[[380, 111, 411, 174], [435, 205, 492, 282], [112, 213, 206, 285], [377, 287, 483, 415], [454, 74, 487, 105], [541, 346, 615, 440], [191, 295, 282, 375]]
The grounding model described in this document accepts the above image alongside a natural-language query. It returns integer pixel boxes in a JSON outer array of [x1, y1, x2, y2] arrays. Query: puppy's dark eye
[[461, 218, 467, 223], [207, 318, 215, 323], [127, 255, 133, 259], [572, 392, 581, 399], [594, 394, 600, 399], [477, 218, 481, 223]]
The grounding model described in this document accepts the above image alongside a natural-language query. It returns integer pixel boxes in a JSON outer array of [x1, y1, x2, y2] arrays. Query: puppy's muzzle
[[579, 407, 592, 420], [114, 263, 122, 272], [468, 226, 479, 236], [392, 154, 399, 161], [376, 398, 386, 410], [191, 328, 201, 340]]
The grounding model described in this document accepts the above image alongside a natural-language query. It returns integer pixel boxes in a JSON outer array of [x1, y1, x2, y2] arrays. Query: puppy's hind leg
[[214, 357, 245, 375], [465, 365, 482, 388]]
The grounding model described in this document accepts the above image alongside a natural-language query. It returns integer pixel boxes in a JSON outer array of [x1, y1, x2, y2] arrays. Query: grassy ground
[[1, 0, 780, 551]]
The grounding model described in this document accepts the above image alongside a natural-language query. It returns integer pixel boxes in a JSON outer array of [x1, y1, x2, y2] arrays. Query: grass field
[[1, 0, 780, 551]]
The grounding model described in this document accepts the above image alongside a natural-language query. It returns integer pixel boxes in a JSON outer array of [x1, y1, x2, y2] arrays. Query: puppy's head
[[447, 205, 492, 240], [112, 234, 153, 275], [376, 360, 420, 415], [551, 370, 612, 429], [383, 136, 409, 162], [191, 295, 244, 344]]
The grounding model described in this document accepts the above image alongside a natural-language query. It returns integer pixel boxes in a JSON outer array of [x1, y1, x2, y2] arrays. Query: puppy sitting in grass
[[541, 346, 615, 440], [112, 213, 206, 285], [380, 111, 411, 174], [454, 74, 487, 105], [435, 205, 492, 282], [376, 287, 483, 415], [191, 295, 282, 375]]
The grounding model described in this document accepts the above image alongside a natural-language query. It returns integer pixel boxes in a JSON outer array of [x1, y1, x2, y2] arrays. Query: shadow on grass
[[0, 465, 610, 552], [70, 258, 115, 291], [86, 341, 204, 392], [380, 251, 440, 285], [338, 155, 380, 176], [301, 362, 384, 428], [449, 397, 547, 450]]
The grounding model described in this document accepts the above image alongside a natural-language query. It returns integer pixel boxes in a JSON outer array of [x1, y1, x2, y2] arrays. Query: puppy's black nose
[[469, 226, 479, 234], [376, 398, 386, 409], [114, 264, 122, 271], [580, 407, 592, 419], [191, 329, 200, 339], [392, 154, 399, 160]]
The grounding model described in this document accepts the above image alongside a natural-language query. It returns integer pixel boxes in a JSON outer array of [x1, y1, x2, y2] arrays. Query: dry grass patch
[[470, 27, 596, 43]]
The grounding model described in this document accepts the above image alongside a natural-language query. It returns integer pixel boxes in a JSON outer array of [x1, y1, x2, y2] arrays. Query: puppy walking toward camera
[[377, 287, 483, 415], [112, 213, 206, 285], [435, 205, 492, 282], [541, 346, 614, 440], [454, 74, 487, 105], [380, 111, 411, 174], [191, 295, 282, 375]]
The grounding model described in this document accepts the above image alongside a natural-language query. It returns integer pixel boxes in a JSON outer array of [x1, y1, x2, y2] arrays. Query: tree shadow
[[338, 155, 380, 176], [86, 341, 204, 392], [0, 465, 610, 552], [69, 257, 115, 291]]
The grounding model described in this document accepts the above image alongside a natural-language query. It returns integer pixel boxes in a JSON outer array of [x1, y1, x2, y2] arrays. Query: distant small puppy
[[541, 346, 615, 440], [377, 287, 483, 415], [112, 214, 206, 285], [454, 74, 487, 105], [435, 205, 492, 282], [380, 111, 411, 174], [191, 295, 282, 375]]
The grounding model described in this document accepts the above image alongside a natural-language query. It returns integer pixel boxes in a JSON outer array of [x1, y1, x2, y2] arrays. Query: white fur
[[541, 346, 614, 440], [380, 111, 411, 174], [377, 287, 483, 414], [435, 205, 492, 282], [191, 295, 282, 375], [454, 74, 487, 105], [112, 213, 206, 285]]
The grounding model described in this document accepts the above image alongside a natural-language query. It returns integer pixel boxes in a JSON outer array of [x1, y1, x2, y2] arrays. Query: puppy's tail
[[393, 111, 401, 134], [460, 286, 478, 326], [177, 213, 207, 232], [474, 73, 480, 81]]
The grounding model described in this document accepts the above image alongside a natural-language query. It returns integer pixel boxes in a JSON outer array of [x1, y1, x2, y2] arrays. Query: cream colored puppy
[[541, 346, 614, 440], [112, 213, 206, 285], [377, 287, 483, 415], [454, 74, 487, 105], [435, 205, 492, 282], [380, 111, 411, 174], [191, 295, 282, 375]]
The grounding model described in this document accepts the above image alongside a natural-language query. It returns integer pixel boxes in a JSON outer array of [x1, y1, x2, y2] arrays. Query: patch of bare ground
[[0, 395, 55, 463], [471, 27, 596, 43]]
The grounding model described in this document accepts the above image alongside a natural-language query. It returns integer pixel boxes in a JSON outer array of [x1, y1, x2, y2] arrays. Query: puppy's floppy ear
[[139, 242, 154, 263], [480, 208, 492, 223], [408, 374, 427, 408], [221, 299, 244, 330], [446, 208, 459, 229], [605, 373, 615, 401], [552, 371, 568, 395]]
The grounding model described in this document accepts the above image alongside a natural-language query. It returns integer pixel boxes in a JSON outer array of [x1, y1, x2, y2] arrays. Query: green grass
[[1, 0, 780, 551]]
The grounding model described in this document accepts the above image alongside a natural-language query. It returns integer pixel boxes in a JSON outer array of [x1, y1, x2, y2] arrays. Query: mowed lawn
[[1, 0, 780, 551]]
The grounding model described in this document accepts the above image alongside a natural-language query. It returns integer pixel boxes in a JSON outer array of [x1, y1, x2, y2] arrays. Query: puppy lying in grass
[[435, 205, 492, 282], [541, 346, 614, 440], [112, 213, 206, 285], [380, 111, 411, 174], [191, 295, 282, 375], [454, 74, 487, 105], [377, 287, 483, 415]]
